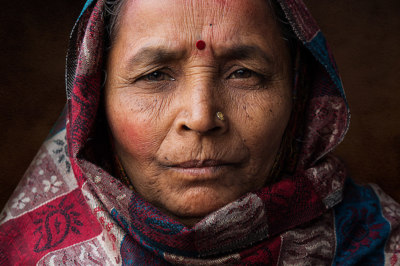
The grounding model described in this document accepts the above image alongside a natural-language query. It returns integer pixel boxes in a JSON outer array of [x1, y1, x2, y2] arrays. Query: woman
[[0, 0, 399, 264]]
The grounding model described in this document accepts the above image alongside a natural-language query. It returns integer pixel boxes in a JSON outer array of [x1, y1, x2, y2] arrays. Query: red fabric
[[0, 190, 102, 265]]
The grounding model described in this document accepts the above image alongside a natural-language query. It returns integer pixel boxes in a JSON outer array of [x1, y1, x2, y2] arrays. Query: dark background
[[1, 0, 399, 210]]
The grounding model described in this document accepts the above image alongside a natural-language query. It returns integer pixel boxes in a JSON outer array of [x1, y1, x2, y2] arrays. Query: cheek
[[114, 119, 154, 157], [106, 97, 159, 159], [239, 93, 292, 154]]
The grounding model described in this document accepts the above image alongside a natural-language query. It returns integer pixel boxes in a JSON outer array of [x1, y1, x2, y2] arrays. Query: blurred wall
[[0, 0, 83, 208], [0, 0, 399, 210]]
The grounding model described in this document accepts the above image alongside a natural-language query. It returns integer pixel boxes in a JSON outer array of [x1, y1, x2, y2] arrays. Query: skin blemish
[[196, 40, 206, 50]]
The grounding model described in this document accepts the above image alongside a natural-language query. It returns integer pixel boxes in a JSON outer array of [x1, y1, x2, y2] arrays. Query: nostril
[[210, 126, 221, 132], [181, 124, 221, 133]]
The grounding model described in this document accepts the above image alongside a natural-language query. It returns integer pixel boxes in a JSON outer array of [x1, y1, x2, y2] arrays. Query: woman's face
[[105, 0, 292, 226]]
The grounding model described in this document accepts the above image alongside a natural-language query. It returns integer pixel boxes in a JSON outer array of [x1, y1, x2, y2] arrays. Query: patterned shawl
[[1, 0, 399, 265]]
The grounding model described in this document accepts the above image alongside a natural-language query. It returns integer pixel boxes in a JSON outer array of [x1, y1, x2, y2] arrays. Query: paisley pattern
[[37, 237, 113, 265], [279, 211, 336, 265], [33, 197, 84, 253]]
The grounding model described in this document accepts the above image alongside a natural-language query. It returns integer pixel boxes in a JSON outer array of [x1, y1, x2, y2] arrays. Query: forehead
[[122, 0, 272, 25], [115, 0, 282, 53]]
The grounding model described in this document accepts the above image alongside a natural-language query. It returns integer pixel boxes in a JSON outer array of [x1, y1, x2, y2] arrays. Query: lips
[[163, 159, 238, 180], [173, 159, 231, 168]]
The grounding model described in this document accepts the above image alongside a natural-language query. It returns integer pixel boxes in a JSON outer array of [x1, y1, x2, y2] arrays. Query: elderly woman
[[1, 0, 399, 264]]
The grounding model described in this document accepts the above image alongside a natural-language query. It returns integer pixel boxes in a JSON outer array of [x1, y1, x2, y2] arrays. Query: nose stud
[[196, 40, 206, 50], [216, 111, 225, 121]]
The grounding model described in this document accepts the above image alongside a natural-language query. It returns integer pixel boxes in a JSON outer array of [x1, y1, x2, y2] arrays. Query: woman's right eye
[[138, 71, 175, 82]]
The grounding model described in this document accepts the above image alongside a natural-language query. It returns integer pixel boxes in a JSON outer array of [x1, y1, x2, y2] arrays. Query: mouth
[[164, 160, 237, 179], [173, 159, 231, 168]]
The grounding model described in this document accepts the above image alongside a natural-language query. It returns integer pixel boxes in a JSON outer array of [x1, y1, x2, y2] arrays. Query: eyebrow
[[215, 45, 274, 65], [126, 47, 186, 69], [125, 44, 273, 69]]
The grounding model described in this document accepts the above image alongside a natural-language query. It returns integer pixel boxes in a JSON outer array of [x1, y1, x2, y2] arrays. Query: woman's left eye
[[228, 69, 255, 79]]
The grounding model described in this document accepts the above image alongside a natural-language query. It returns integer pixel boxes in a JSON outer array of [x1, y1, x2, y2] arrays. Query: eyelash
[[137, 70, 175, 82], [227, 68, 260, 80], [135, 67, 266, 86]]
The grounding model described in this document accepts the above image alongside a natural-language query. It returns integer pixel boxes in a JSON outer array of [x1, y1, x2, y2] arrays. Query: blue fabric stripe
[[111, 208, 197, 259], [78, 0, 96, 21], [305, 32, 346, 101], [333, 179, 390, 265]]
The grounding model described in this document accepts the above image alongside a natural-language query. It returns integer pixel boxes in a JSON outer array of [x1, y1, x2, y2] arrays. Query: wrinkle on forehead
[[180, 0, 229, 26], [112, 0, 286, 70], [120, 0, 274, 39]]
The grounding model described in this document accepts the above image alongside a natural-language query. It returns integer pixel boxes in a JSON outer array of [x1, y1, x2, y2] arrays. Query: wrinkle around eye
[[125, 70, 176, 94], [137, 70, 176, 82], [122, 69, 178, 92], [224, 67, 272, 89], [228, 69, 255, 79]]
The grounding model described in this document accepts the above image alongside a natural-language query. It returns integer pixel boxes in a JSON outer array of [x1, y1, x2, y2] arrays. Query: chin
[[162, 187, 240, 223]]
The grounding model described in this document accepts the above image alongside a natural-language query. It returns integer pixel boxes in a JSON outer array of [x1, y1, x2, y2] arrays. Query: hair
[[104, 0, 127, 47], [267, 1, 298, 59]]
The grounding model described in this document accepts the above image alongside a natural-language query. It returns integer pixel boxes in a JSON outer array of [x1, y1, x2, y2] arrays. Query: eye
[[139, 70, 175, 82], [228, 68, 254, 79], [225, 67, 271, 90]]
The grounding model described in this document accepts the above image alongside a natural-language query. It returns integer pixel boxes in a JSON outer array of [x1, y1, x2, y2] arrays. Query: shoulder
[[369, 183, 400, 266], [0, 129, 102, 264], [333, 178, 400, 265]]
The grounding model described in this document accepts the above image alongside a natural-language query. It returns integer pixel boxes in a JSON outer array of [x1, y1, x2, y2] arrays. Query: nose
[[175, 78, 228, 135]]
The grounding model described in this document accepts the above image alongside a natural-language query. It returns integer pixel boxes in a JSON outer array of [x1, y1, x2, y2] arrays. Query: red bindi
[[196, 40, 206, 50]]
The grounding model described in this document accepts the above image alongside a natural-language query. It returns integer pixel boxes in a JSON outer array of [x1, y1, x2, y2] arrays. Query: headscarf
[[1, 0, 399, 265]]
